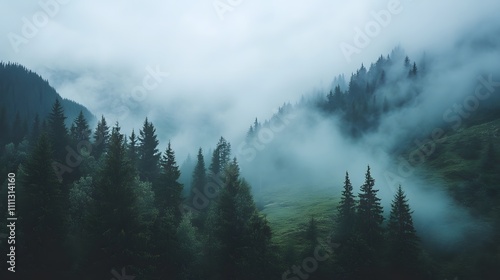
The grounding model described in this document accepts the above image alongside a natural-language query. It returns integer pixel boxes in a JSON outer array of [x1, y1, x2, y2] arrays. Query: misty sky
[[2, 0, 500, 156]]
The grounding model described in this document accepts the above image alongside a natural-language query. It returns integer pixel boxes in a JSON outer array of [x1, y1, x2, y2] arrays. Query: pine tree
[[70, 110, 91, 144], [357, 166, 384, 246], [20, 133, 69, 278], [47, 99, 69, 163], [387, 185, 419, 272], [155, 141, 183, 224], [336, 171, 356, 242], [92, 115, 110, 160], [138, 118, 160, 182]]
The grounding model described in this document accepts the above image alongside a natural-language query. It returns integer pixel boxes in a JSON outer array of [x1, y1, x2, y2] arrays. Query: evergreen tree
[[189, 148, 207, 205], [356, 165, 385, 277], [357, 166, 384, 246], [336, 171, 356, 242], [410, 62, 418, 77], [387, 185, 419, 274], [30, 114, 40, 143], [127, 129, 139, 170], [12, 111, 25, 146], [305, 216, 319, 254], [176, 214, 203, 280], [155, 141, 183, 224], [209, 159, 275, 279], [20, 133, 69, 278], [209, 136, 231, 176], [87, 124, 147, 277], [138, 118, 160, 182], [70, 110, 91, 144], [92, 115, 110, 160], [48, 99, 69, 163]]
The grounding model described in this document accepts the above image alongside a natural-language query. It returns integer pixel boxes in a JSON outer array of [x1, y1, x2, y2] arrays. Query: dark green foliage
[[92, 115, 110, 160], [387, 185, 420, 273], [30, 113, 41, 143], [179, 153, 195, 197], [87, 124, 148, 277], [11, 111, 28, 146], [127, 129, 139, 170], [0, 106, 9, 146], [70, 110, 91, 144], [357, 166, 384, 247], [0, 63, 94, 132], [48, 99, 70, 167], [209, 136, 231, 176], [482, 140, 497, 171], [189, 148, 207, 204], [354, 166, 385, 277], [208, 159, 276, 280], [138, 118, 160, 182], [336, 172, 356, 242], [19, 133, 69, 278], [155, 141, 183, 224]]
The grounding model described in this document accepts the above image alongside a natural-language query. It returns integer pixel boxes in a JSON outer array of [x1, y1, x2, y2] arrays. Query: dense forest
[[1, 48, 500, 279]]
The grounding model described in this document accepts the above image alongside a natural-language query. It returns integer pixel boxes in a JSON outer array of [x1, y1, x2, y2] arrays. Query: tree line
[[0, 98, 429, 279]]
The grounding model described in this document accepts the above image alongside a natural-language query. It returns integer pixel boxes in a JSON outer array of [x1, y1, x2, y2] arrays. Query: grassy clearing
[[256, 183, 339, 249]]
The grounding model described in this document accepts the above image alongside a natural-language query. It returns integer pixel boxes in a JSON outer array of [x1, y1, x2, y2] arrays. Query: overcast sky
[[2, 0, 500, 156]]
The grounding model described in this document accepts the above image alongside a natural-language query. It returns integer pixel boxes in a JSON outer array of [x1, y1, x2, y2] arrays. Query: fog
[[2, 0, 500, 250]]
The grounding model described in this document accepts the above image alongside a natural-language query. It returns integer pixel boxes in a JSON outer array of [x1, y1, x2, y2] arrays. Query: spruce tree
[[357, 166, 384, 247], [155, 141, 183, 224], [209, 136, 231, 176], [387, 185, 419, 271], [127, 129, 139, 170], [336, 171, 356, 242], [92, 115, 110, 160], [47, 99, 69, 163], [20, 133, 69, 278], [70, 110, 91, 144], [189, 148, 207, 206], [209, 159, 275, 280], [138, 118, 160, 182], [87, 124, 145, 277]]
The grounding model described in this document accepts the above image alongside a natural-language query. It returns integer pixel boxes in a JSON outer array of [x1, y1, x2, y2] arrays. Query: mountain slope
[[0, 62, 95, 130]]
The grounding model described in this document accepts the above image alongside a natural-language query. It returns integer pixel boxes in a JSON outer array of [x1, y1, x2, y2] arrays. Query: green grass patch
[[256, 183, 339, 249]]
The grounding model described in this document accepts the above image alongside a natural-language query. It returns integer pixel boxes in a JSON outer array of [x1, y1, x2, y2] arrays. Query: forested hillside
[[0, 62, 95, 147], [0, 48, 499, 279]]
